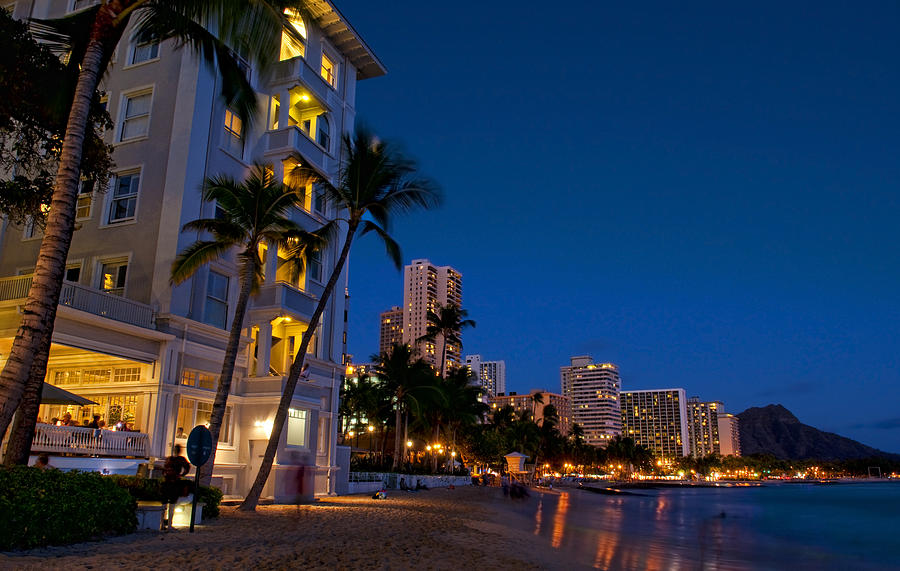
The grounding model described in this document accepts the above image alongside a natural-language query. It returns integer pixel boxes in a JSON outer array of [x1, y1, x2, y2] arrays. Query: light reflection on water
[[514, 483, 900, 570]]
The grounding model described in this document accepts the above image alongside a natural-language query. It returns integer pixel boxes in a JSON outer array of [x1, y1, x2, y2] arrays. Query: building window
[[320, 53, 336, 88], [76, 178, 94, 219], [99, 260, 127, 296], [120, 91, 151, 141], [22, 216, 38, 240], [204, 271, 229, 329], [176, 398, 232, 443], [313, 183, 326, 215], [71, 0, 99, 11], [307, 248, 322, 283], [181, 369, 217, 391], [108, 171, 140, 223], [286, 408, 308, 447], [65, 264, 81, 283], [130, 36, 159, 65], [316, 114, 330, 150], [280, 8, 307, 61], [222, 108, 244, 157]]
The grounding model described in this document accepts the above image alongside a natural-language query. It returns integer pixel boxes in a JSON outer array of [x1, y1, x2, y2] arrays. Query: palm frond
[[171, 240, 234, 285], [359, 220, 402, 269], [181, 218, 246, 242]]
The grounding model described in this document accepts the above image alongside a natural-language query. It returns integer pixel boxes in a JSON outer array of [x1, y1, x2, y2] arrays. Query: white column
[[258, 321, 273, 377], [278, 88, 290, 129]]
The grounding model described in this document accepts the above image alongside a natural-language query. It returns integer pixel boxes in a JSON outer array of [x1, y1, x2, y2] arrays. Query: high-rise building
[[559, 356, 621, 447], [0, 0, 383, 500], [620, 389, 690, 460], [717, 413, 742, 456], [402, 259, 462, 372], [687, 397, 722, 457], [465, 355, 506, 397], [378, 306, 403, 356], [489, 389, 571, 435]]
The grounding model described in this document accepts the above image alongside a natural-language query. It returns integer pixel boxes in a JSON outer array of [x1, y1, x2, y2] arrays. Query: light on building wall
[[406, 441, 413, 447], [254, 418, 274, 437]]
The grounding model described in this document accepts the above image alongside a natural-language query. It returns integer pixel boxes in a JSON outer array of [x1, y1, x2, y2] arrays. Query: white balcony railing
[[0, 275, 154, 329], [31, 424, 149, 458]]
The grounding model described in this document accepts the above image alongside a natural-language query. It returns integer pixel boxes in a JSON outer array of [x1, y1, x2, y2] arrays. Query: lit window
[[130, 37, 159, 65], [287, 408, 308, 446], [120, 91, 151, 140], [99, 260, 127, 296], [222, 108, 243, 157], [320, 53, 336, 88], [204, 271, 229, 329], [280, 9, 307, 61], [109, 171, 140, 223]]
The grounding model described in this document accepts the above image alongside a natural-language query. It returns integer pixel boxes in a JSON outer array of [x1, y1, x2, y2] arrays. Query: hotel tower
[[401, 259, 462, 372], [559, 356, 622, 447]]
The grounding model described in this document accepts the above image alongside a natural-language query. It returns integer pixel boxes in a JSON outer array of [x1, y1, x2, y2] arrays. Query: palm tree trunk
[[439, 337, 447, 377], [240, 220, 358, 511], [3, 332, 52, 465], [0, 7, 121, 437], [391, 401, 402, 471], [197, 259, 255, 485]]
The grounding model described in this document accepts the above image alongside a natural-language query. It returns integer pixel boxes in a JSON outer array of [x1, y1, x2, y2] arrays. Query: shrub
[[108, 475, 222, 519], [0, 467, 136, 550]]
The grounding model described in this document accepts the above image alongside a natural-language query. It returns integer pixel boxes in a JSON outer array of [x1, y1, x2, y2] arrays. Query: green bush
[[0, 467, 136, 550], [108, 475, 222, 519]]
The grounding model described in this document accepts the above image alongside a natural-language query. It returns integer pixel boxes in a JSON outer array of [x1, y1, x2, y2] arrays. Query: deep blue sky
[[339, 1, 900, 452]]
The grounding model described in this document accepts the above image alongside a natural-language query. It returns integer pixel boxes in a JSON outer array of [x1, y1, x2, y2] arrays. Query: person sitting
[[399, 477, 409, 491], [415, 479, 429, 491], [33, 453, 53, 470]]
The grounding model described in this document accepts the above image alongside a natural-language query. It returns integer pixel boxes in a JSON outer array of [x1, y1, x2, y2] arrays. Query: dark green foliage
[[0, 9, 112, 224], [0, 467, 136, 550], [107, 475, 223, 519]]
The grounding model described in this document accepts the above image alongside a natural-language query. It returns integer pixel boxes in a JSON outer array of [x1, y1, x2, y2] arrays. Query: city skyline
[[341, 0, 900, 452]]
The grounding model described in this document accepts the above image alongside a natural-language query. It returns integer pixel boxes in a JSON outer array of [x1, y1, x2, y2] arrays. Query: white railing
[[0, 275, 154, 329], [31, 424, 149, 458]]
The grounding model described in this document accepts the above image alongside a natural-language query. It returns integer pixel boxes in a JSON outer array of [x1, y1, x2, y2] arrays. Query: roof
[[305, 0, 387, 80]]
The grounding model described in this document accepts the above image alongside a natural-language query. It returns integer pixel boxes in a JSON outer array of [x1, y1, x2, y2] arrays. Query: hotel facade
[[0, 0, 383, 500], [465, 354, 506, 397], [687, 397, 722, 457], [559, 357, 621, 447], [620, 389, 690, 460], [401, 259, 463, 372], [378, 306, 403, 357]]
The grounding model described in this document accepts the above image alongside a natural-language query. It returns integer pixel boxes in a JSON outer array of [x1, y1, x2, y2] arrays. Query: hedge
[[0, 467, 136, 550], [108, 475, 223, 519]]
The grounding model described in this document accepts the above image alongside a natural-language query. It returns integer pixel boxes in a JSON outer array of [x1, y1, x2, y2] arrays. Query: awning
[[40, 383, 97, 406]]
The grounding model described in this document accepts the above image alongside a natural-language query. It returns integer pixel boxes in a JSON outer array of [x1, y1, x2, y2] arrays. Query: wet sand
[[0, 486, 589, 570]]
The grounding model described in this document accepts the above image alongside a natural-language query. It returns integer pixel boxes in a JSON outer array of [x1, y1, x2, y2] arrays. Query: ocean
[[503, 482, 900, 570]]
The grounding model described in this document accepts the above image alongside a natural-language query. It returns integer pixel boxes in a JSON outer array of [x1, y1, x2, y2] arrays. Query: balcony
[[0, 275, 154, 329], [31, 424, 149, 458], [268, 57, 341, 109], [253, 281, 323, 320], [262, 126, 334, 174]]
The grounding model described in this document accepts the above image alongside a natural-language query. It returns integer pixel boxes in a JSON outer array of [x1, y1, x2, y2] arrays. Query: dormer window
[[280, 8, 307, 61]]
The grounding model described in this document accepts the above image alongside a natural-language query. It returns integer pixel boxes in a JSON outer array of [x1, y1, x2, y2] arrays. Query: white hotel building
[[559, 356, 622, 447], [0, 0, 383, 500]]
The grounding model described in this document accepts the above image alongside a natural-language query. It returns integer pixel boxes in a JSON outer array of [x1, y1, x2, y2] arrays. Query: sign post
[[186, 425, 213, 533]]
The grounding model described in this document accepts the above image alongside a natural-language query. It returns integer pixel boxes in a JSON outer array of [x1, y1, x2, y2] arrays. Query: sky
[[337, 1, 900, 452]]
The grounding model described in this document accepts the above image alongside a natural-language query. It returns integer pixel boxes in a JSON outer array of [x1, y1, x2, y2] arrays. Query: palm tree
[[240, 128, 439, 510], [374, 344, 435, 471], [171, 164, 319, 484], [530, 391, 544, 422], [0, 0, 301, 452], [417, 303, 475, 377], [440, 367, 488, 469]]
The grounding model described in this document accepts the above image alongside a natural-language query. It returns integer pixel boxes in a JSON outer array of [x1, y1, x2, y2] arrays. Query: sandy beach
[[0, 487, 587, 570]]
